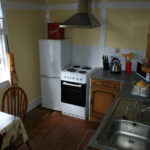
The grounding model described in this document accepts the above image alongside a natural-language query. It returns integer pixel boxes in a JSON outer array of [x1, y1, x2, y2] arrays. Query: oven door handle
[[63, 82, 82, 87]]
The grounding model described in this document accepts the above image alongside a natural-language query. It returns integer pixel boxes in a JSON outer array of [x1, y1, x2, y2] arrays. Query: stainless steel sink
[[97, 119, 150, 150], [97, 98, 150, 150]]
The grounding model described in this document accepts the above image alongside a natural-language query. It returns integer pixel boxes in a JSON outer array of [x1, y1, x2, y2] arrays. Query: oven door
[[61, 81, 86, 107]]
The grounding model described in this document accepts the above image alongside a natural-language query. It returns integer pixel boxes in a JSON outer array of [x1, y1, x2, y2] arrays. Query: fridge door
[[39, 40, 61, 77], [39, 39, 72, 78], [41, 76, 61, 111]]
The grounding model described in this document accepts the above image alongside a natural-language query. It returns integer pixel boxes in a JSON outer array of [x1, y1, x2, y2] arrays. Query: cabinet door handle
[[93, 81, 117, 89]]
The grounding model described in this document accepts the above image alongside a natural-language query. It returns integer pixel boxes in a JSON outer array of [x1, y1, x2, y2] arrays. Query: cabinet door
[[90, 87, 118, 122]]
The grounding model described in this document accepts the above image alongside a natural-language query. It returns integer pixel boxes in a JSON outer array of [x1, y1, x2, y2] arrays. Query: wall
[[106, 9, 150, 50], [1, 0, 150, 110], [48, 0, 150, 69], [0, 0, 46, 110], [8, 0, 45, 4]]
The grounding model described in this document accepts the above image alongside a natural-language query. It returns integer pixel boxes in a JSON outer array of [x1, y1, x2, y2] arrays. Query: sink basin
[[97, 119, 150, 150], [97, 98, 150, 150]]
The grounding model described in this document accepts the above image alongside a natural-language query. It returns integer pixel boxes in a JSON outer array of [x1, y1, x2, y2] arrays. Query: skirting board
[[27, 96, 41, 112]]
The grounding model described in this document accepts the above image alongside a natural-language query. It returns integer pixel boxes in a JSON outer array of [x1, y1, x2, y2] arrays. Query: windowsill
[[0, 80, 10, 90]]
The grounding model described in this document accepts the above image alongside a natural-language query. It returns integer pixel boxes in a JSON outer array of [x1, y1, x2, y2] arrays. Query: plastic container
[[126, 61, 131, 74]]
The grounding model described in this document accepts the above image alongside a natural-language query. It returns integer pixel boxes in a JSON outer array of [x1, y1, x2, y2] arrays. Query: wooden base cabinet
[[90, 78, 120, 123]]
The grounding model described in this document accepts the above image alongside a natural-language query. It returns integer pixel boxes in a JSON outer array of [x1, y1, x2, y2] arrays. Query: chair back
[[2, 86, 28, 119]]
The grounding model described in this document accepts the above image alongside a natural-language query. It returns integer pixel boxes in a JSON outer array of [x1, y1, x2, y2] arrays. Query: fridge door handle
[[41, 75, 60, 79], [49, 45, 54, 63], [41, 75, 50, 78], [63, 82, 82, 87]]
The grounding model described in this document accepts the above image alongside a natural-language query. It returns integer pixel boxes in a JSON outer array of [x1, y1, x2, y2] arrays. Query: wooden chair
[[1, 86, 32, 150], [0, 132, 6, 150], [2, 86, 28, 119]]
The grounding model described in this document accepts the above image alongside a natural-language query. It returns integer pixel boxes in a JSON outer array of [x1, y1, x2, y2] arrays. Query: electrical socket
[[115, 48, 120, 53]]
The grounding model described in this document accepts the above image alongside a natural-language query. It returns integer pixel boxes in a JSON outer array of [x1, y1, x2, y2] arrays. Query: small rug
[[76, 129, 95, 150]]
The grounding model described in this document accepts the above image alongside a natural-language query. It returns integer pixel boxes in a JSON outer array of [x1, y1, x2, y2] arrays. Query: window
[[0, 1, 9, 85]]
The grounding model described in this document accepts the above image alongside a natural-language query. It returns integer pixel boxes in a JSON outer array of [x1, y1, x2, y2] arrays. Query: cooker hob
[[61, 65, 94, 84]]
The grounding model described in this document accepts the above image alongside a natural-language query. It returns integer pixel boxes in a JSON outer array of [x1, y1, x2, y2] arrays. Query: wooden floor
[[19, 106, 99, 150]]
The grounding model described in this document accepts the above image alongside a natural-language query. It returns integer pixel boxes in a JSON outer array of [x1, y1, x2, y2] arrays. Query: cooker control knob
[[76, 78, 79, 80], [72, 77, 74, 79], [80, 78, 82, 81]]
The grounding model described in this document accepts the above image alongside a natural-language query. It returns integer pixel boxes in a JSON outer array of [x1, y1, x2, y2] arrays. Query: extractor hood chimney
[[59, 0, 100, 28]]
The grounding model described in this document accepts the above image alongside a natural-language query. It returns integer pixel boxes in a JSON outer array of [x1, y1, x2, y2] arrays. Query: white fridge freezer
[[39, 39, 72, 111]]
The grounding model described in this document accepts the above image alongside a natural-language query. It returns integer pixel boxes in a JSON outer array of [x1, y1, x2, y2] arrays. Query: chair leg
[[26, 141, 32, 150], [8, 145, 16, 150]]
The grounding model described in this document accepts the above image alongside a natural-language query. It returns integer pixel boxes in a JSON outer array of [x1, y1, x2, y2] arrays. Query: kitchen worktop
[[91, 68, 127, 82], [88, 68, 150, 150]]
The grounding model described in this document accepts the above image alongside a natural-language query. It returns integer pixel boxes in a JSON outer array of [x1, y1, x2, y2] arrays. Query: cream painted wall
[[2, 10, 46, 105], [50, 9, 101, 46], [108, 0, 150, 2], [48, 0, 101, 4], [48, 0, 150, 49], [66, 27, 100, 46], [50, 10, 76, 23], [8, 0, 45, 4], [49, 0, 76, 4], [106, 9, 150, 50]]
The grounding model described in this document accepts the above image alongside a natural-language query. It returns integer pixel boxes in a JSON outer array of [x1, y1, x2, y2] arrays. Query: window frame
[[0, 0, 10, 89]]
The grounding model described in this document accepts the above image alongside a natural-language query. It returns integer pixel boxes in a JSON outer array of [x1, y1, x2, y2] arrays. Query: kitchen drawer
[[91, 78, 120, 91]]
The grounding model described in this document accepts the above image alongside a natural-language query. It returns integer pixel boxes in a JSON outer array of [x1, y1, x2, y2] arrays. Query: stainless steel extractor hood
[[59, 0, 100, 28]]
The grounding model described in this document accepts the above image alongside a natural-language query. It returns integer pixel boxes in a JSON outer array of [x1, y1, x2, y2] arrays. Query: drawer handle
[[93, 81, 117, 89]]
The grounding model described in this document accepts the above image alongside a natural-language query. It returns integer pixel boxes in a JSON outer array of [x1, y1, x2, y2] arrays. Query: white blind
[[0, 1, 9, 83], [0, 34, 6, 82], [0, 3, 3, 19]]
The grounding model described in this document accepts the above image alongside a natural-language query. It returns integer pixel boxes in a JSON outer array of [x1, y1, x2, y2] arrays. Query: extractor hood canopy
[[59, 0, 100, 28]]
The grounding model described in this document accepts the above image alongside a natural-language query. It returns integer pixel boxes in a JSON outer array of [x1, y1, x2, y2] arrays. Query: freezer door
[[41, 77, 61, 111], [39, 40, 61, 77]]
